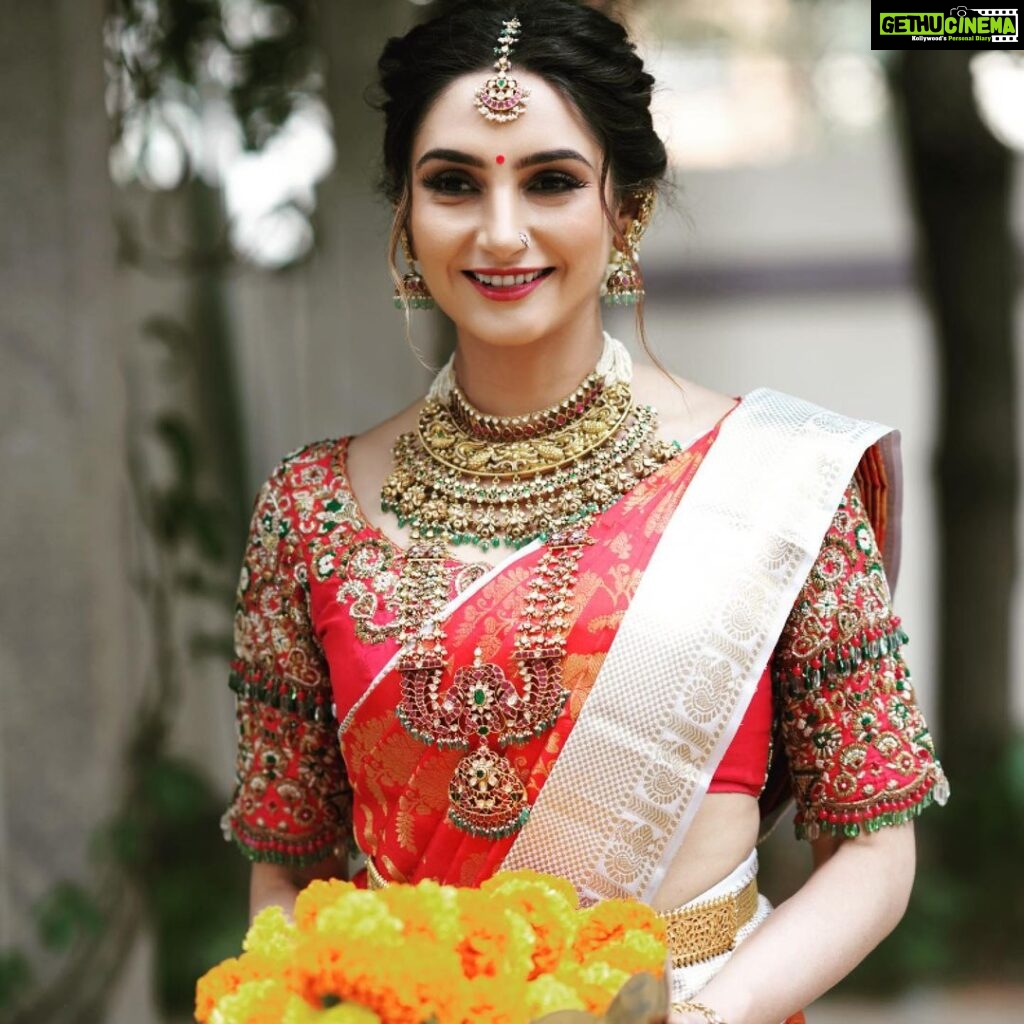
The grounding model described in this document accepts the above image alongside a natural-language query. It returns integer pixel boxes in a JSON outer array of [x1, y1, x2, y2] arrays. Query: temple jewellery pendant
[[396, 524, 592, 839]]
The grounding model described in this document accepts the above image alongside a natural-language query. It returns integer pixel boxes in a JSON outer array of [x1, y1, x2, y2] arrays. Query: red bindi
[[495, 154, 506, 164]]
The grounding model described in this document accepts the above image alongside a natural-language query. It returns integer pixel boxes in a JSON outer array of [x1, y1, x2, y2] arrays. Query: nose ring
[[518, 231, 530, 249]]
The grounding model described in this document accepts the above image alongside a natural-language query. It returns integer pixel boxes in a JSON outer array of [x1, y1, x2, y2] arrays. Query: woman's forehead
[[411, 72, 602, 164]]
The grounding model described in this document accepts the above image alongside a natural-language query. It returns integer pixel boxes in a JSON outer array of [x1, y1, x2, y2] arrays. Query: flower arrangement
[[195, 870, 668, 1024]]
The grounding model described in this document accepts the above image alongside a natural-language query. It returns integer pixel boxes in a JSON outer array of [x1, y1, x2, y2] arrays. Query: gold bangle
[[672, 1001, 729, 1024]]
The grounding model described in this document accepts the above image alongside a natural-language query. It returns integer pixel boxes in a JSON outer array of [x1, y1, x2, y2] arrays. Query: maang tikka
[[393, 230, 435, 310], [475, 18, 529, 123], [603, 190, 655, 307]]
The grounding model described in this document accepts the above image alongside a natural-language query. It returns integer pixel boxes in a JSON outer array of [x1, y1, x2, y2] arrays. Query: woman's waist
[[649, 792, 761, 912]]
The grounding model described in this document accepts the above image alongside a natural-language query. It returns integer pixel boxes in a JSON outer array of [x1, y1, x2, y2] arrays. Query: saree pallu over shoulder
[[335, 436, 717, 888], [500, 388, 902, 904]]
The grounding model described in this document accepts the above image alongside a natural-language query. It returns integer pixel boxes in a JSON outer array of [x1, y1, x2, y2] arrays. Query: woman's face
[[408, 71, 625, 352]]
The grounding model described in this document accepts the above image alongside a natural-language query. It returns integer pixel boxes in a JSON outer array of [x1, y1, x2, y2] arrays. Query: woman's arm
[[249, 854, 348, 922], [673, 822, 916, 1024]]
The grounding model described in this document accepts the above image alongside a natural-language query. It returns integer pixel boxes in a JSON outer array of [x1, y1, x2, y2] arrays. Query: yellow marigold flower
[[243, 906, 299, 962], [195, 953, 274, 1022], [378, 879, 461, 945], [481, 870, 579, 911], [280, 994, 322, 1024], [294, 879, 357, 932], [554, 960, 633, 1015], [525, 974, 587, 1018], [315, 891, 404, 946], [320, 1003, 383, 1024], [209, 977, 289, 1024]]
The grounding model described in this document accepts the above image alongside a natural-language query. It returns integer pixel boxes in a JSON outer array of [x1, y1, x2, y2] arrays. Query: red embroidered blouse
[[222, 438, 945, 867]]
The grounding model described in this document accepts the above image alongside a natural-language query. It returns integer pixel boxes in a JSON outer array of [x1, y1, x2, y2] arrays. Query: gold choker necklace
[[381, 369, 679, 550]]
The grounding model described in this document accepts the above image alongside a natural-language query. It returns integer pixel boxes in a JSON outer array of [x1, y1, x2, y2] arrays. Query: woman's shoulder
[[630, 363, 737, 446]]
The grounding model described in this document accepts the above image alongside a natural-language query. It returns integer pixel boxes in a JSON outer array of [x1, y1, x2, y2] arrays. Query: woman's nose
[[477, 188, 527, 258]]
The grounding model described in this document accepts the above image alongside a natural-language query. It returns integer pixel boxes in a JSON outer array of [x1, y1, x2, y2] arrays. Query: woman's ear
[[613, 190, 655, 252], [612, 193, 638, 250]]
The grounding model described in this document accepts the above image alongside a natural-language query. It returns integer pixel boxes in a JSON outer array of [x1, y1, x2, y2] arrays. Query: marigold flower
[[293, 878, 357, 932], [207, 977, 289, 1024], [196, 953, 275, 1022], [455, 892, 535, 981], [572, 900, 664, 959], [197, 870, 669, 1024], [478, 875, 579, 978], [525, 974, 587, 1018], [244, 906, 299, 961], [314, 891, 404, 946]]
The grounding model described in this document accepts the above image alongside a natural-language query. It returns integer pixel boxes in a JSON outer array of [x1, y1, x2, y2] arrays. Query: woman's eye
[[529, 171, 586, 193], [421, 172, 477, 195]]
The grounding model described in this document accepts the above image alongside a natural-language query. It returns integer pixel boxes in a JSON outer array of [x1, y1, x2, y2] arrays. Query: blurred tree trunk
[[888, 53, 1019, 783]]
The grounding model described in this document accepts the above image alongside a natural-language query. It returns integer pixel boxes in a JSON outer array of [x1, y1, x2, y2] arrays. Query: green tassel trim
[[229, 662, 334, 724], [226, 827, 342, 867], [447, 806, 530, 839], [795, 772, 949, 841], [775, 622, 910, 697]]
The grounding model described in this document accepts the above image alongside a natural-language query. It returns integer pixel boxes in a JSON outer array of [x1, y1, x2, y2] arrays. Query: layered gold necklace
[[381, 338, 678, 550]]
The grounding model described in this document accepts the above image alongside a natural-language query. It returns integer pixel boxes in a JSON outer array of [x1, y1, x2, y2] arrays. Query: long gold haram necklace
[[383, 336, 678, 838], [395, 524, 592, 838]]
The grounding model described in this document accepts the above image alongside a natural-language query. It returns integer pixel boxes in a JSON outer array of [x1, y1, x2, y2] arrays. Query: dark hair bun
[[376, 0, 667, 204]]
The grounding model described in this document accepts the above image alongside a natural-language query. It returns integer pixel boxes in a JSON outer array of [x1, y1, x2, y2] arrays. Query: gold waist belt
[[366, 857, 757, 968], [660, 877, 759, 968]]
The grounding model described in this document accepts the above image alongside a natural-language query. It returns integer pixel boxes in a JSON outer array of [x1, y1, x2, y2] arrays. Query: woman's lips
[[464, 267, 554, 302]]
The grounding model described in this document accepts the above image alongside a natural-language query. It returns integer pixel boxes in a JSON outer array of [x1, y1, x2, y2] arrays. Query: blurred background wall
[[0, 1, 1021, 1022]]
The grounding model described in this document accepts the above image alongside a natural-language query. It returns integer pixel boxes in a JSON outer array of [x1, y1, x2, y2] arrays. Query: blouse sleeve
[[221, 464, 352, 866], [772, 478, 949, 840]]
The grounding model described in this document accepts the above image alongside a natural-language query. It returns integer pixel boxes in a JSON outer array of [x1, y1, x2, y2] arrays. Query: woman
[[221, 2, 948, 1021]]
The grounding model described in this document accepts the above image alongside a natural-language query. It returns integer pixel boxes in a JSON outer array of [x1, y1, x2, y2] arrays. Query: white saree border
[[499, 388, 897, 905]]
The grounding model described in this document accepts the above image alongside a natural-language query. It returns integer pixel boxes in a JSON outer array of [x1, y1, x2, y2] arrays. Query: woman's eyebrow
[[516, 149, 593, 170], [415, 148, 485, 169], [414, 147, 594, 171]]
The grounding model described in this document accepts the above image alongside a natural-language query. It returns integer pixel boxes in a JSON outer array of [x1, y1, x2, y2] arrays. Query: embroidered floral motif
[[773, 480, 949, 839], [224, 453, 353, 865]]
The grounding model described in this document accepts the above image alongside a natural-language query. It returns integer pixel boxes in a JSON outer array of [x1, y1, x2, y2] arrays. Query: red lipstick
[[464, 267, 553, 302]]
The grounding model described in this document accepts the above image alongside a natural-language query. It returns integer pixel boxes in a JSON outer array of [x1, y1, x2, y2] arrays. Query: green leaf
[[35, 883, 105, 952], [0, 951, 33, 1010]]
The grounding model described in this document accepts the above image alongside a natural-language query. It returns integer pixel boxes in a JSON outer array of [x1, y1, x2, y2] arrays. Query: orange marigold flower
[[476, 875, 579, 979], [573, 900, 664, 959], [461, 974, 532, 1024], [582, 929, 666, 976], [455, 892, 535, 982]]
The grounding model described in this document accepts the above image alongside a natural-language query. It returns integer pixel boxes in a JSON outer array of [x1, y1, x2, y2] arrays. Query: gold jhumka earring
[[602, 190, 655, 306], [393, 230, 435, 311]]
